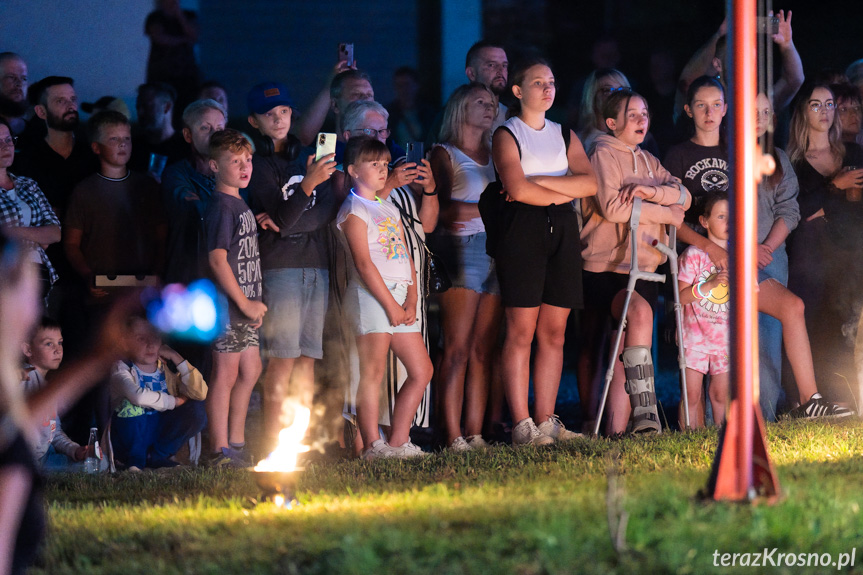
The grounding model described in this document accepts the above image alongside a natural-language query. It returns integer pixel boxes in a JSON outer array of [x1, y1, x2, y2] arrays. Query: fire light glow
[[254, 405, 311, 472]]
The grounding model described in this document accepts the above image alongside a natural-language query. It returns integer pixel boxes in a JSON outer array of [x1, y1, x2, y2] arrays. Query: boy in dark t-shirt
[[202, 129, 266, 466]]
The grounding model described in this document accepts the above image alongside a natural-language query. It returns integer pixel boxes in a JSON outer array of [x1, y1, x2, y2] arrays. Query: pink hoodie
[[581, 134, 691, 274]]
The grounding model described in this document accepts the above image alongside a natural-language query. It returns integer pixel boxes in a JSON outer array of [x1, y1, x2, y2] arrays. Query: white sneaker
[[512, 418, 554, 447], [362, 439, 396, 460], [390, 441, 427, 459], [449, 436, 471, 452], [537, 415, 584, 441], [466, 435, 491, 449]]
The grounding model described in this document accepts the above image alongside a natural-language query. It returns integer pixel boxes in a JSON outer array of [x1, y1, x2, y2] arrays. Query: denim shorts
[[431, 232, 500, 295], [261, 268, 328, 359], [345, 280, 420, 336]]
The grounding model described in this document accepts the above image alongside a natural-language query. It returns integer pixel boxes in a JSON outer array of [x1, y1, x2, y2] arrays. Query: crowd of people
[[2, 9, 863, 484], [5, 6, 863, 571]]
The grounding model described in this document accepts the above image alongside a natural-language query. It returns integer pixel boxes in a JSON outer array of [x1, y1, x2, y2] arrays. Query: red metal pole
[[731, 0, 757, 498], [705, 0, 780, 502]]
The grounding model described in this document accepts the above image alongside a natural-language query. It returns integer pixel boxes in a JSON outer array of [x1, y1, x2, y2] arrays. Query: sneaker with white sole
[[389, 441, 427, 459], [512, 417, 554, 447], [449, 436, 471, 452], [789, 393, 854, 419], [362, 439, 396, 460], [537, 415, 584, 441], [466, 435, 491, 449]]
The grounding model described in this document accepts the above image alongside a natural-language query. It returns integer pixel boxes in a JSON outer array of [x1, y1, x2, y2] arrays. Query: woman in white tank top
[[429, 82, 501, 451], [491, 58, 597, 446]]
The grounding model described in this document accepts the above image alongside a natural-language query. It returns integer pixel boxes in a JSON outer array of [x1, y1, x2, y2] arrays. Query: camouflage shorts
[[213, 322, 259, 353]]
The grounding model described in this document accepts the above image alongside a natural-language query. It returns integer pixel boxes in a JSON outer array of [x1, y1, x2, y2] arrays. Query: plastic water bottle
[[84, 427, 101, 474]]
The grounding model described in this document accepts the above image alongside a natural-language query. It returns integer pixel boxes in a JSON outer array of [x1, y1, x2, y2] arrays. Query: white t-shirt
[[337, 192, 413, 284]]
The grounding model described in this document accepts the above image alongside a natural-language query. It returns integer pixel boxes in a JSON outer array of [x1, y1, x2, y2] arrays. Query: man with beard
[[0, 53, 29, 136], [129, 82, 187, 177], [14, 76, 97, 220], [464, 40, 509, 134], [426, 40, 509, 146]]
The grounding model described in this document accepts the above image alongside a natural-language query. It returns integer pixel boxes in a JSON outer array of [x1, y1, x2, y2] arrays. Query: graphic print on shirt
[[697, 265, 730, 313], [375, 216, 408, 261], [237, 210, 262, 299], [685, 157, 729, 192]]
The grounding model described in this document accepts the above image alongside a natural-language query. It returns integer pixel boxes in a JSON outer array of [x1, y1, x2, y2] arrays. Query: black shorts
[[495, 203, 583, 309], [582, 270, 659, 321]]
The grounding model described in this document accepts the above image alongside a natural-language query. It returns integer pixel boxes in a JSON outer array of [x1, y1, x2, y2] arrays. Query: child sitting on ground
[[109, 317, 207, 470], [203, 129, 266, 466], [21, 317, 86, 469], [678, 192, 853, 427], [336, 136, 432, 459]]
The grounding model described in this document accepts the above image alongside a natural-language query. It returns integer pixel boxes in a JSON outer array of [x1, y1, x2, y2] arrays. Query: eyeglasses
[[350, 128, 391, 139], [808, 101, 835, 113], [0, 137, 17, 149], [838, 104, 862, 115]]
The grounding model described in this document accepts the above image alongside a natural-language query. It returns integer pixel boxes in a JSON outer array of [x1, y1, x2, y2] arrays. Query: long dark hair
[[601, 89, 649, 136], [684, 75, 728, 152], [787, 82, 844, 166]]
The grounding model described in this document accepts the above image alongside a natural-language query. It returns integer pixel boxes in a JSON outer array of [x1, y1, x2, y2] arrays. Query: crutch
[[651, 192, 691, 430], [593, 199, 666, 436]]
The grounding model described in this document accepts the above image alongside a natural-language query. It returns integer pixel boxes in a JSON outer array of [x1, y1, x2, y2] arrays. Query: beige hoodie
[[581, 134, 691, 274]]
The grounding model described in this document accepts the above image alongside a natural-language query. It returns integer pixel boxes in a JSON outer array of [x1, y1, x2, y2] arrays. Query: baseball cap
[[247, 82, 293, 115]]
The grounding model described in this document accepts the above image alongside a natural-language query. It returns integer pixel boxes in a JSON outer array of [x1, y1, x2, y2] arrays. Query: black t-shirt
[[246, 153, 339, 271], [664, 140, 729, 225], [204, 192, 262, 322], [129, 131, 189, 174]]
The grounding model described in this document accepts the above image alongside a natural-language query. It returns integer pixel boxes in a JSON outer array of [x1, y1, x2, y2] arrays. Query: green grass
[[34, 420, 863, 574]]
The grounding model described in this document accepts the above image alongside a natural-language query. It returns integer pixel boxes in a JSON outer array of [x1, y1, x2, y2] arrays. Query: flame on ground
[[254, 405, 311, 472]]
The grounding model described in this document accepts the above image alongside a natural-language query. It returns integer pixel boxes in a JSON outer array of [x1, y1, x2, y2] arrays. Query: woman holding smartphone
[[491, 57, 597, 446]]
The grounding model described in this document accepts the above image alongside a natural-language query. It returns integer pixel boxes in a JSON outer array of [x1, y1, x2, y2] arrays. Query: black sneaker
[[789, 394, 854, 419]]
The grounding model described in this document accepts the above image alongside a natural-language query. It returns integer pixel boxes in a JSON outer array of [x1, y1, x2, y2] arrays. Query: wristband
[[691, 284, 703, 300], [423, 189, 438, 196], [696, 282, 710, 299]]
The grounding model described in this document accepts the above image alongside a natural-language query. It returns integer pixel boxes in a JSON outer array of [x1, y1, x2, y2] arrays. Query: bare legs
[[758, 279, 817, 403], [206, 347, 262, 452], [355, 331, 432, 449], [438, 287, 502, 444], [502, 303, 570, 426], [262, 356, 315, 447]]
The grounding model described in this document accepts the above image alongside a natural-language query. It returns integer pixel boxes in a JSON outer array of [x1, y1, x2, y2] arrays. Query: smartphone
[[143, 279, 226, 344], [406, 141, 424, 180], [757, 16, 780, 35], [338, 43, 354, 67], [315, 132, 337, 161]]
